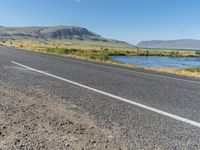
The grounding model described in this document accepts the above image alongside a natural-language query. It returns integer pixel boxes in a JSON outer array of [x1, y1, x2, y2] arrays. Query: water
[[109, 56, 200, 68]]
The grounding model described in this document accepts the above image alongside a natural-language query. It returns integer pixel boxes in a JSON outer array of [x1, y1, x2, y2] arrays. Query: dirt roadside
[[0, 81, 127, 150]]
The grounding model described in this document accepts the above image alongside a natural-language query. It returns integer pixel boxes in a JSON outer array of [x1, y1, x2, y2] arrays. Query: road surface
[[1, 46, 200, 149]]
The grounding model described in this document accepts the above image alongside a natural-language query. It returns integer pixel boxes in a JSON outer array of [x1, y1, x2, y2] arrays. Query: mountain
[[137, 39, 200, 50], [0, 26, 134, 48]]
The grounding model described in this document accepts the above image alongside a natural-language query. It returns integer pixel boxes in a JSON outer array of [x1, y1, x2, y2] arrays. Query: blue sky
[[0, 0, 200, 44]]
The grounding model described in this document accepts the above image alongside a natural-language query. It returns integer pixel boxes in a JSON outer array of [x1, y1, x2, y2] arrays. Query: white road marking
[[11, 61, 200, 128]]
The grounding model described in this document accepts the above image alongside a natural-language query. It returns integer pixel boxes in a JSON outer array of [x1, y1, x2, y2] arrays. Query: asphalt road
[[1, 46, 200, 149]]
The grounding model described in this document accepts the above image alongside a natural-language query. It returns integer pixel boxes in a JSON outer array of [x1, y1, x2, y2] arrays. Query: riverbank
[[1, 40, 200, 78]]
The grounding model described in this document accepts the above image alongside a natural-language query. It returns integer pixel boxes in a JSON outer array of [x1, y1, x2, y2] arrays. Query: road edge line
[[11, 61, 200, 129]]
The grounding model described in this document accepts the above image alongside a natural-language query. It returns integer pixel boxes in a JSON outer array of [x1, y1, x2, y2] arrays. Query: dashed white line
[[11, 61, 200, 128]]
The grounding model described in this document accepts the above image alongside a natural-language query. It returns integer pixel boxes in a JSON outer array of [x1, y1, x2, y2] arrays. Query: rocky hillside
[[0, 26, 101, 40], [0, 26, 134, 47], [39, 26, 99, 39], [137, 39, 200, 50]]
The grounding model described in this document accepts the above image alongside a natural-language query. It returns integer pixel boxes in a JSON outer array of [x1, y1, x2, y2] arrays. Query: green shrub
[[146, 50, 149, 56], [46, 48, 79, 55], [184, 67, 200, 72], [195, 51, 200, 55], [170, 51, 175, 56]]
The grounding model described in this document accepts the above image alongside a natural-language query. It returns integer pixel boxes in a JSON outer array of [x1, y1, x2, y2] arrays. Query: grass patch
[[46, 48, 79, 54], [181, 67, 200, 73], [46, 47, 111, 62], [174, 67, 200, 78], [147, 67, 200, 78]]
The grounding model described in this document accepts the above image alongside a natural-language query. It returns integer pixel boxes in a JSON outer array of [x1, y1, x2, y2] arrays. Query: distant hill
[[137, 39, 200, 50], [0, 26, 134, 48]]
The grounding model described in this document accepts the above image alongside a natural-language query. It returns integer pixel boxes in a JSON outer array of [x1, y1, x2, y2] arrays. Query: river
[[109, 56, 200, 68]]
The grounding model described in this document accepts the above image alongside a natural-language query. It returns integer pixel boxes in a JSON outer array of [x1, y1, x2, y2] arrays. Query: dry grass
[[1, 40, 200, 78], [147, 67, 200, 78]]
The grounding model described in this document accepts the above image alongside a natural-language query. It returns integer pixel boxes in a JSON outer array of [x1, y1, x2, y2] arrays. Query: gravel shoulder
[[0, 81, 126, 150]]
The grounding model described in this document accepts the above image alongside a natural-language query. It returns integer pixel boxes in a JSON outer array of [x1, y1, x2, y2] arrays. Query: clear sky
[[0, 0, 200, 44]]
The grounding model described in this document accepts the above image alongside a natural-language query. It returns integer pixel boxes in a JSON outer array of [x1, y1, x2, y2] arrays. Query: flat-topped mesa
[[0, 25, 135, 48], [39, 26, 100, 39]]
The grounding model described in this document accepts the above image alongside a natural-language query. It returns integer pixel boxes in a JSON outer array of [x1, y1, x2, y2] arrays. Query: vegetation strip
[[1, 40, 200, 78]]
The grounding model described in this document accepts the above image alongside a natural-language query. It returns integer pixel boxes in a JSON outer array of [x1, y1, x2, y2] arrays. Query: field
[[1, 39, 200, 78]]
